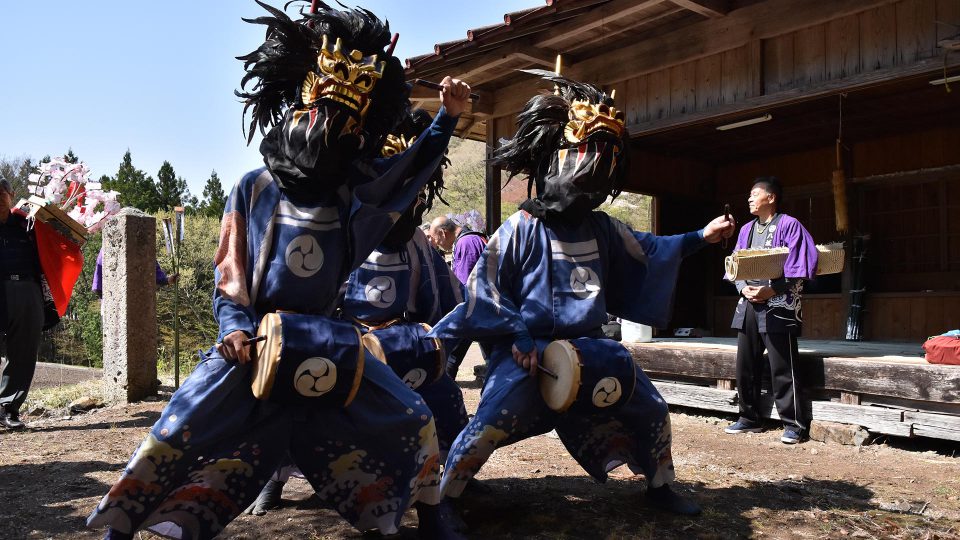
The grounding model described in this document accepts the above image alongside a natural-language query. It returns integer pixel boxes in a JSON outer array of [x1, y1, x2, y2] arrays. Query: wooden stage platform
[[626, 338, 960, 443]]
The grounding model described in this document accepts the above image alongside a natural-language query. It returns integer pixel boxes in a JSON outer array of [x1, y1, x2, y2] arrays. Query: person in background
[[428, 215, 486, 284], [725, 176, 818, 444], [91, 247, 178, 300], [0, 178, 44, 430], [428, 215, 488, 378]]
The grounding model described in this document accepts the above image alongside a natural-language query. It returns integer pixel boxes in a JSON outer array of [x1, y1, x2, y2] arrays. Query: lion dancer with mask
[[430, 71, 735, 520], [247, 109, 469, 518], [87, 2, 469, 539]]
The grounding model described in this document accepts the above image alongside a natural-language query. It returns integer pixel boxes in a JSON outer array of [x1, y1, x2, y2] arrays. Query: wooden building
[[405, 0, 960, 440]]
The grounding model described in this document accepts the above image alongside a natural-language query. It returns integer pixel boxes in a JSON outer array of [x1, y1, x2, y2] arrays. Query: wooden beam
[[625, 342, 960, 404], [514, 47, 557, 69], [456, 117, 478, 138], [652, 381, 913, 437], [568, 6, 684, 53], [484, 121, 503, 235], [534, 0, 667, 49], [668, 0, 729, 18]]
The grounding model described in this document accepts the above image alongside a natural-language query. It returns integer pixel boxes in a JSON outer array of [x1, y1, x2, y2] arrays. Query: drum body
[[361, 322, 445, 390], [539, 338, 637, 414], [252, 313, 365, 408]]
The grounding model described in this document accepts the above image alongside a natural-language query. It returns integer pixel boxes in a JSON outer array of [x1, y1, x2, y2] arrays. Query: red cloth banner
[[33, 219, 84, 316]]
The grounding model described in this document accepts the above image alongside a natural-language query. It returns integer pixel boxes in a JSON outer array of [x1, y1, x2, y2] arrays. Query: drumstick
[[244, 336, 267, 346], [215, 335, 265, 353], [537, 364, 559, 380], [412, 79, 481, 101], [721, 203, 732, 250]]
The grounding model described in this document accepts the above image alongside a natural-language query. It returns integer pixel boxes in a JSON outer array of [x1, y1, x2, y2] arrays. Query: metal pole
[[173, 207, 185, 389]]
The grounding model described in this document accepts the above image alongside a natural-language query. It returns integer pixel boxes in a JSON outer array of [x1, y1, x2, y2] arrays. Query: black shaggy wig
[[236, 0, 409, 151], [491, 69, 627, 201]]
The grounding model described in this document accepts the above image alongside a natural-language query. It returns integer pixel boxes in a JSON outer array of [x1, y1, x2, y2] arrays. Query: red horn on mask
[[386, 33, 399, 57], [310, 0, 320, 13]]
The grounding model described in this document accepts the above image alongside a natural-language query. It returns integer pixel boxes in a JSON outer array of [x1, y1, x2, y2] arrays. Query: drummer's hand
[[703, 215, 736, 243], [439, 76, 471, 117], [219, 330, 253, 364], [512, 344, 540, 377]]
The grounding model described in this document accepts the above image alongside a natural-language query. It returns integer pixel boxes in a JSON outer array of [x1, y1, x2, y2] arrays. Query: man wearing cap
[[0, 178, 43, 430]]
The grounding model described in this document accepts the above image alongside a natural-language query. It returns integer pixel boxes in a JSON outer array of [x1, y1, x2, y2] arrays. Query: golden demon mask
[[564, 99, 626, 144], [380, 133, 417, 158], [300, 34, 386, 119]]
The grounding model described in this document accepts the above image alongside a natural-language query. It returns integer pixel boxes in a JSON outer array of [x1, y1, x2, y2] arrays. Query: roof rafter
[[668, 0, 729, 18]]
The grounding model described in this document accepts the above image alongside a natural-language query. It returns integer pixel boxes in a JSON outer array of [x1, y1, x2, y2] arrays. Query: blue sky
[[0, 0, 533, 198]]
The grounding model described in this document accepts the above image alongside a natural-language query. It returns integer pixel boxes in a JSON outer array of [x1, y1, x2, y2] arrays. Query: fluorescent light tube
[[716, 114, 773, 131], [929, 75, 960, 85]]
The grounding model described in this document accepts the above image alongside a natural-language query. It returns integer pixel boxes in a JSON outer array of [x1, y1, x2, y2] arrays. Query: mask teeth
[[575, 143, 588, 172], [334, 37, 344, 56], [609, 147, 619, 178], [592, 142, 606, 174]]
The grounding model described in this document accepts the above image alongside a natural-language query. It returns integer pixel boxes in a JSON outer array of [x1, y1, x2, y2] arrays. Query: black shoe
[[645, 484, 702, 516], [0, 410, 25, 430]]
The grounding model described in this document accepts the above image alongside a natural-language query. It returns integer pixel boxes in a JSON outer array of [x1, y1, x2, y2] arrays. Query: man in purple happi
[[427, 215, 489, 378], [428, 215, 486, 284], [91, 248, 178, 298], [724, 176, 818, 444]]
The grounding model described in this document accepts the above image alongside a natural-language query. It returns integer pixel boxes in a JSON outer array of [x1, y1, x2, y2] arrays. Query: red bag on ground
[[923, 335, 960, 366]]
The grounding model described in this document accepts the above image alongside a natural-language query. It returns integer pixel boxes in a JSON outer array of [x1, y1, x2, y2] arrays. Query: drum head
[[361, 333, 388, 364], [539, 340, 581, 412], [252, 313, 283, 399]]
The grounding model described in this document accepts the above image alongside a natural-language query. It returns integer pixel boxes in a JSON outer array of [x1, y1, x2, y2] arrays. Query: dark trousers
[[0, 280, 44, 414], [735, 304, 806, 431], [446, 339, 472, 379]]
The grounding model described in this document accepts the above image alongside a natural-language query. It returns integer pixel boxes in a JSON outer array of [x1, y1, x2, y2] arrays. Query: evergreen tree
[[63, 148, 79, 164], [0, 156, 35, 198], [154, 161, 188, 211], [103, 150, 159, 211], [200, 170, 226, 218]]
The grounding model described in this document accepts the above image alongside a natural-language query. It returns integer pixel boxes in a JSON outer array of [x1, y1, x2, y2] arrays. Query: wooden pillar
[[484, 120, 502, 235]]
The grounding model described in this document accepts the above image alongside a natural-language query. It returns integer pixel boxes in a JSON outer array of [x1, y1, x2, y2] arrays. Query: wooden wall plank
[[909, 296, 928, 339], [670, 61, 697, 116], [936, 0, 960, 44], [763, 33, 796, 93], [826, 14, 862, 80], [860, 4, 898, 71], [896, 0, 939, 62], [608, 79, 629, 125], [648, 69, 671, 121], [695, 54, 723, 112], [721, 45, 752, 104], [748, 40, 763, 98], [795, 25, 828, 86], [624, 76, 643, 126]]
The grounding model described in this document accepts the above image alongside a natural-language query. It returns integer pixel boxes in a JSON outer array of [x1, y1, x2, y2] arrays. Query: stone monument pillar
[[101, 210, 158, 402]]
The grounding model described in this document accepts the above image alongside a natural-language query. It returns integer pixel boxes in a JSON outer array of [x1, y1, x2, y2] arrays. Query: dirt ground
[[2, 357, 960, 539]]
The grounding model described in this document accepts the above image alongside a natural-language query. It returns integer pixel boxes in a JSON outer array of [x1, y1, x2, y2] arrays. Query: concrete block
[[101, 210, 158, 403]]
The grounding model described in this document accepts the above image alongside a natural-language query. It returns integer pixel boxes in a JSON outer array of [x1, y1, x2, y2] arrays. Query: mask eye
[[354, 73, 372, 92]]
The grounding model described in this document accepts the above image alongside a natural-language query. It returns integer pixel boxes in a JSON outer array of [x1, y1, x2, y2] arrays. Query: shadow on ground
[[0, 459, 119, 539], [28, 409, 161, 433], [452, 474, 875, 539]]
